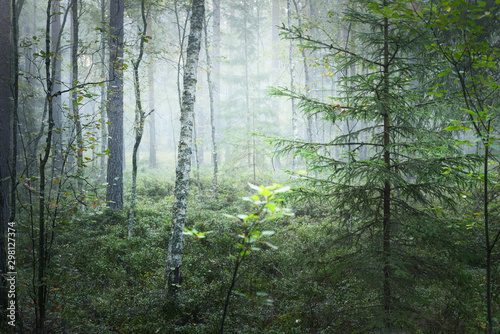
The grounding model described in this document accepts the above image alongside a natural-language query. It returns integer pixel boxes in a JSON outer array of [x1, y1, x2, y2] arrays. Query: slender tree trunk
[[166, 0, 204, 295], [147, 12, 157, 169], [203, 17, 218, 196], [129, 0, 148, 237], [287, 0, 297, 172], [382, 13, 392, 332], [51, 0, 63, 175], [36, 2, 56, 330], [272, 0, 279, 72], [484, 126, 492, 334], [193, 110, 202, 199], [271, 0, 281, 169], [99, 0, 107, 181], [0, 0, 12, 314], [71, 0, 83, 193], [243, 6, 251, 167], [106, 0, 124, 210], [212, 0, 221, 163], [292, 0, 313, 144]]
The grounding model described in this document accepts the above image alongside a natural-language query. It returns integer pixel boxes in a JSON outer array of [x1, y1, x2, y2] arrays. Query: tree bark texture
[[106, 0, 124, 210], [166, 0, 204, 294]]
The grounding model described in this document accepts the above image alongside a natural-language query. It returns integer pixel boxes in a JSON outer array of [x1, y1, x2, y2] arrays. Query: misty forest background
[[0, 0, 500, 333]]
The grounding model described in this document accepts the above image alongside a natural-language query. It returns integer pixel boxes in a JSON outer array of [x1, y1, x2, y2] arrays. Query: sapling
[[183, 183, 292, 333]]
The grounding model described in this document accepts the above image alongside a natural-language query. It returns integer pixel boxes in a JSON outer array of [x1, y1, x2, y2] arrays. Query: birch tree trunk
[[166, 0, 204, 295], [106, 0, 124, 210]]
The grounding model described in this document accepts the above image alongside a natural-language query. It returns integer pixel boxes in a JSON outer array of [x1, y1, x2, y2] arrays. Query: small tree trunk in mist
[[193, 111, 203, 200], [166, 0, 204, 295], [204, 17, 218, 196], [212, 0, 221, 163], [287, 0, 298, 172], [148, 12, 157, 169]]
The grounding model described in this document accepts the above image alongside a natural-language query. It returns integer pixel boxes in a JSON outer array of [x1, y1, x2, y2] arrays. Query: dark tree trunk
[[36, 2, 56, 330], [382, 13, 392, 332], [106, 0, 124, 210]]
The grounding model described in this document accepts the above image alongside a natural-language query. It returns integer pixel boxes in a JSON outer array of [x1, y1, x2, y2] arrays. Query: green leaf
[[274, 186, 291, 193], [261, 230, 275, 236], [264, 242, 278, 250], [248, 183, 262, 192], [259, 187, 272, 197]]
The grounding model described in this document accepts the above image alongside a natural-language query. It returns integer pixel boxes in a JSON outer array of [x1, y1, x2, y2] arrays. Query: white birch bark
[[166, 0, 205, 293]]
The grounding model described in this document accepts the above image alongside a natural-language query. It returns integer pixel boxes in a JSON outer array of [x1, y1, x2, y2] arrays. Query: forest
[[0, 0, 499, 333]]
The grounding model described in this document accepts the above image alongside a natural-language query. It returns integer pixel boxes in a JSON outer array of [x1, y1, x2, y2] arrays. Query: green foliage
[[9, 168, 493, 333]]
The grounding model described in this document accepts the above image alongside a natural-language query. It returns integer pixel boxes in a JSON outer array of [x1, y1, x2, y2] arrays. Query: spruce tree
[[271, 0, 477, 331]]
